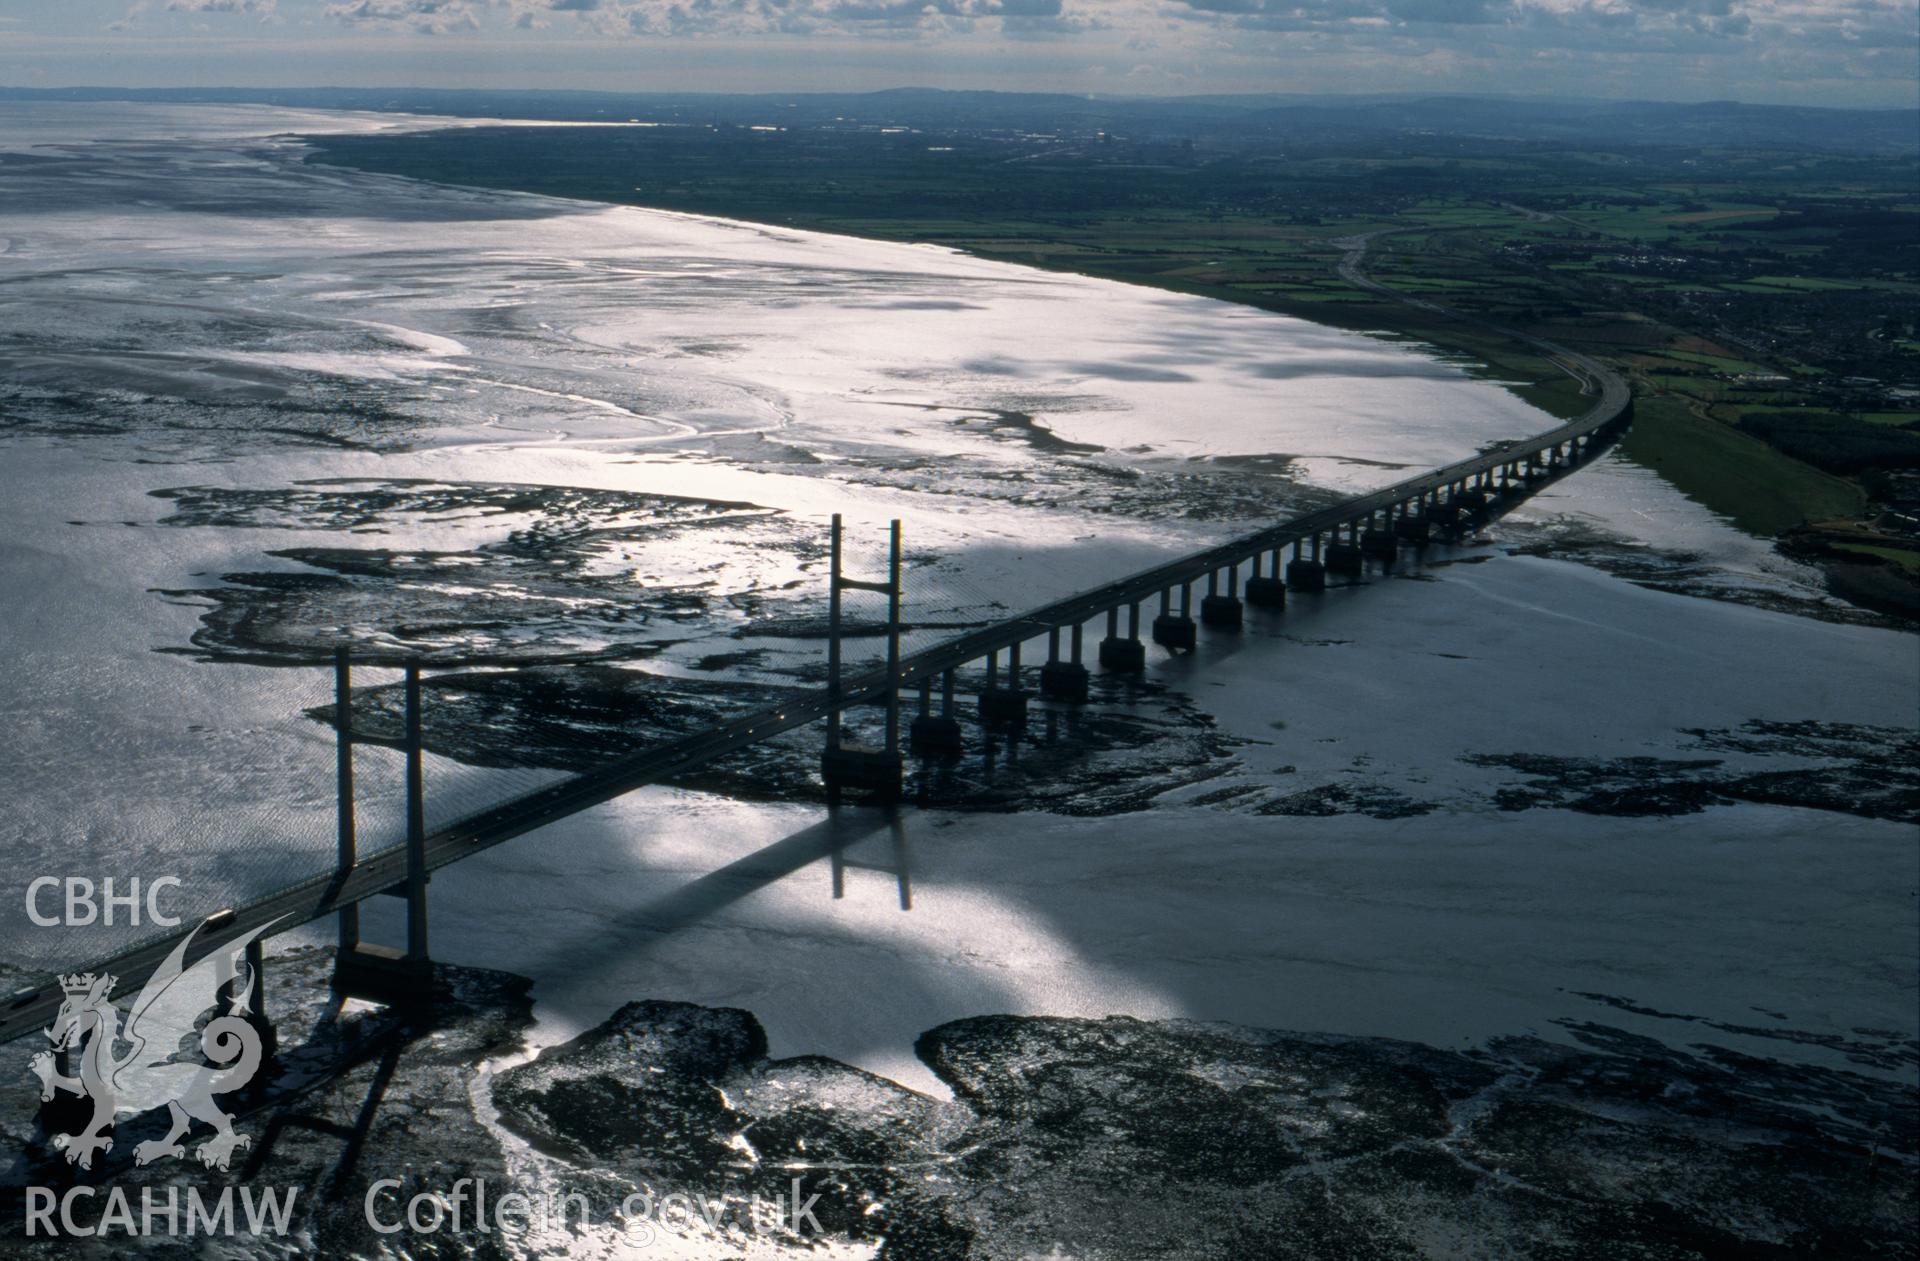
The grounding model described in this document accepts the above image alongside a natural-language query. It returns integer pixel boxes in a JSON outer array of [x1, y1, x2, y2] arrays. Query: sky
[[0, 0, 1914, 109]]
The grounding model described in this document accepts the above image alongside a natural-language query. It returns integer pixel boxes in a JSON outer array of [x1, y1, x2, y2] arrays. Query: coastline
[[0, 103, 1914, 1259]]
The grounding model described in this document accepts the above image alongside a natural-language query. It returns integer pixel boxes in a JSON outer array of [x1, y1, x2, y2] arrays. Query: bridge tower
[[821, 515, 907, 801], [330, 649, 435, 1009]]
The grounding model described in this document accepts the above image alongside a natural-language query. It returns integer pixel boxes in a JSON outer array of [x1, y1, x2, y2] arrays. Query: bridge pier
[[1286, 538, 1326, 592], [978, 691, 1029, 726], [978, 647, 1030, 727], [1040, 624, 1091, 702], [1098, 603, 1147, 672], [335, 940, 436, 1011], [1393, 498, 1430, 544], [1039, 660, 1090, 701], [910, 670, 963, 757], [1199, 567, 1243, 630], [1360, 511, 1398, 562], [332, 646, 359, 959], [1152, 585, 1198, 651], [1246, 548, 1287, 609], [219, 936, 278, 1067], [1286, 558, 1327, 591], [1325, 523, 1364, 576], [821, 745, 906, 800], [246, 938, 275, 1059]]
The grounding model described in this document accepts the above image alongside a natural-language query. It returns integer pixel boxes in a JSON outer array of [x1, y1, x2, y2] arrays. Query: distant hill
[[2, 84, 1913, 156]]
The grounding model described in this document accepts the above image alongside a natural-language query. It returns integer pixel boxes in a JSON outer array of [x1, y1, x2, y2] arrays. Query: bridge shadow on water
[[78, 453, 1629, 1168], [404, 527, 1534, 1074], [513, 806, 912, 988], [143, 527, 1604, 1181]]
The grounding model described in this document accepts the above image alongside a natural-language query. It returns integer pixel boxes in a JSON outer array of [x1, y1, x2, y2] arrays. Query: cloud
[[1160, 0, 1917, 49], [301, 0, 1916, 65], [64, 0, 1914, 103], [167, 0, 276, 11], [105, 0, 152, 29], [323, 0, 482, 32], [1385, 0, 1499, 23], [1160, 0, 1831, 57], [499, 0, 1080, 37]]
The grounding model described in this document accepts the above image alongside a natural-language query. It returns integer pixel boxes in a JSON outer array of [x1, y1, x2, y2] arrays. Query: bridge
[[0, 239, 1632, 1048]]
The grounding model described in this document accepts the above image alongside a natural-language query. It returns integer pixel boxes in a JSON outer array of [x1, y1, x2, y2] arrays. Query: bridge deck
[[0, 353, 1630, 1048]]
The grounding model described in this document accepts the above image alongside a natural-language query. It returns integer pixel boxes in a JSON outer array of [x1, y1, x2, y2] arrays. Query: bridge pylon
[[821, 515, 906, 802], [329, 649, 435, 1010]]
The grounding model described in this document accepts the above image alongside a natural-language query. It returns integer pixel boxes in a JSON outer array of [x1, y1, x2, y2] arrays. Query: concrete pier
[[1039, 625, 1091, 703], [1286, 559, 1326, 592], [333, 944, 433, 1008], [1153, 585, 1198, 651], [1152, 614, 1198, 650], [910, 671, 963, 756], [910, 713, 964, 756], [1098, 603, 1146, 672], [1039, 660, 1091, 702], [1099, 635, 1146, 672], [978, 687, 1030, 727], [1200, 594, 1243, 629], [821, 744, 904, 801], [1360, 528, 1398, 561], [1245, 575, 1287, 608], [1200, 568, 1245, 630], [1325, 542, 1363, 575]]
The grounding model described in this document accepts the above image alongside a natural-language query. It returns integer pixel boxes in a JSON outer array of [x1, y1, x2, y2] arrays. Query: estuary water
[[0, 104, 1912, 1118]]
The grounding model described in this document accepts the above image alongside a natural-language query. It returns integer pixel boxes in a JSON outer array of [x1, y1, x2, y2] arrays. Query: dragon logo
[[29, 918, 282, 1172]]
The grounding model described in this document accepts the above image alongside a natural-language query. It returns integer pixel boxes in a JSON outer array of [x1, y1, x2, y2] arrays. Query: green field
[[1621, 397, 1866, 535]]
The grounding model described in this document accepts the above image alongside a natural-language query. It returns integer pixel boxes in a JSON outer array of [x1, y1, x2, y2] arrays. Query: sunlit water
[[0, 106, 1911, 1123]]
